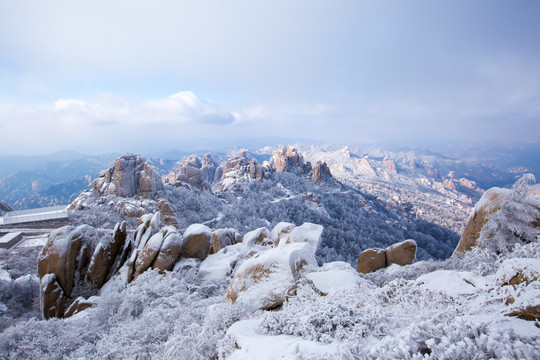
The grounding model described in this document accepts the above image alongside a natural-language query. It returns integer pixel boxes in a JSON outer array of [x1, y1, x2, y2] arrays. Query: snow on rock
[[38, 225, 99, 298], [415, 270, 490, 297], [225, 319, 340, 360], [496, 258, 540, 286], [92, 154, 164, 198], [357, 248, 386, 274], [40, 273, 65, 319], [217, 153, 266, 190], [199, 243, 244, 282], [306, 261, 367, 295], [181, 224, 212, 260], [385, 239, 417, 266], [270, 222, 295, 246], [152, 228, 183, 273], [64, 296, 95, 318], [226, 242, 318, 311], [454, 187, 510, 254], [243, 227, 272, 250], [133, 232, 164, 280], [279, 222, 323, 250], [87, 221, 127, 288]]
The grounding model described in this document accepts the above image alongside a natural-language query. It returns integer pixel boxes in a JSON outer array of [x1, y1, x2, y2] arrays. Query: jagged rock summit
[[163, 154, 219, 190], [92, 154, 164, 198]]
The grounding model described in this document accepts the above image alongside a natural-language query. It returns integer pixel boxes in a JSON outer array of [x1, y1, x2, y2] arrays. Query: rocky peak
[[382, 157, 397, 174], [312, 161, 332, 184], [163, 154, 218, 190], [270, 146, 310, 174], [92, 154, 164, 199], [217, 153, 265, 190]]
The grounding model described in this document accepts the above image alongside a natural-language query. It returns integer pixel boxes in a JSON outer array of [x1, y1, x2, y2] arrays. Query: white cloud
[[146, 91, 234, 124], [54, 99, 89, 110]]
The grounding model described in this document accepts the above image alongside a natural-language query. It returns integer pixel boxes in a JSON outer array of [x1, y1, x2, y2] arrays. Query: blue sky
[[0, 1, 539, 155]]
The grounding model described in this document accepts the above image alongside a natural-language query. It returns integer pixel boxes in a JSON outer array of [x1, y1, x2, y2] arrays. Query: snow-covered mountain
[[1, 175, 539, 359]]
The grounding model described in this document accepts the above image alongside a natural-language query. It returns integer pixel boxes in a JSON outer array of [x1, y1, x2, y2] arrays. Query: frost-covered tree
[[480, 174, 540, 253]]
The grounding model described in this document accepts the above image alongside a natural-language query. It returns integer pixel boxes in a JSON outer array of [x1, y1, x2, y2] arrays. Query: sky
[[0, 0, 539, 155]]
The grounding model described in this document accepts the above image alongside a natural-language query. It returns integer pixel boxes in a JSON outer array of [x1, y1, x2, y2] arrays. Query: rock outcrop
[[454, 188, 508, 254], [38, 225, 100, 300], [356, 240, 417, 274], [163, 154, 218, 190], [382, 157, 397, 174], [312, 161, 331, 184], [92, 154, 164, 199], [38, 223, 130, 319], [270, 146, 310, 174], [87, 222, 127, 289], [217, 152, 266, 190]]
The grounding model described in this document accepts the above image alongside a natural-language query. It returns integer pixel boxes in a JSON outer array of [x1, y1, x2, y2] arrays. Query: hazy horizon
[[1, 1, 539, 155]]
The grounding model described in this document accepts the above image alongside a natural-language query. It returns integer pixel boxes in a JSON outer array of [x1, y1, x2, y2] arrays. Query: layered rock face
[[92, 154, 164, 199], [356, 240, 417, 274]]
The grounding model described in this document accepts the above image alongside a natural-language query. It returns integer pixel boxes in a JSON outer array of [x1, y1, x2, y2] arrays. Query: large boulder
[[181, 224, 212, 260], [356, 240, 417, 274], [357, 248, 386, 274], [91, 154, 164, 199], [212, 228, 242, 254], [454, 188, 509, 254], [157, 200, 178, 227], [38, 225, 99, 298], [87, 222, 127, 288], [277, 223, 323, 249], [385, 239, 417, 266], [152, 227, 184, 273], [40, 274, 65, 320], [226, 222, 323, 311], [133, 232, 164, 280], [226, 242, 317, 311]]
